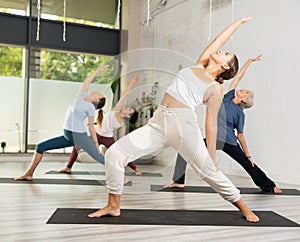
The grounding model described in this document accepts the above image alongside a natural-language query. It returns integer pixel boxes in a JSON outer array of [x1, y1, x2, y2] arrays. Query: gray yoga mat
[[0, 177, 131, 186], [47, 208, 300, 227], [45, 170, 163, 177], [151, 185, 300, 195]]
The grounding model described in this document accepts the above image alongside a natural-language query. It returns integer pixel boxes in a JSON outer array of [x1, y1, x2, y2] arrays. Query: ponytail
[[215, 76, 224, 84], [96, 109, 104, 129], [216, 54, 239, 84]]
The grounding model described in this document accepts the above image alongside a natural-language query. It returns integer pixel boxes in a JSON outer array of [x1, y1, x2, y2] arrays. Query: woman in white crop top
[[59, 76, 142, 176], [89, 17, 259, 223]]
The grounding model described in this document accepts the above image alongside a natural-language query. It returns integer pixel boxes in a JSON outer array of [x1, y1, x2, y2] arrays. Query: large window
[[27, 49, 114, 152], [0, 0, 27, 16], [0, 0, 120, 29], [0, 45, 114, 153], [0, 45, 24, 152], [0, 0, 120, 153]]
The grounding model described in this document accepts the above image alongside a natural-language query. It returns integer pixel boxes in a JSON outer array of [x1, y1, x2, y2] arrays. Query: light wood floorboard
[[0, 155, 299, 242]]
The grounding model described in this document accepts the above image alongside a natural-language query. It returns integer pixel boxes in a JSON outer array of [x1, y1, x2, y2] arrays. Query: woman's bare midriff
[[160, 93, 190, 109]]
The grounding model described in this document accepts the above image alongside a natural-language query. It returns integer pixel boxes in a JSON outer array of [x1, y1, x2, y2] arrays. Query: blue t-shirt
[[63, 92, 95, 133], [217, 89, 245, 145]]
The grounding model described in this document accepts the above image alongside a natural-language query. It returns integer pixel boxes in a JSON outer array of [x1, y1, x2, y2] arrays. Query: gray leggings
[[105, 105, 241, 203], [36, 129, 104, 164]]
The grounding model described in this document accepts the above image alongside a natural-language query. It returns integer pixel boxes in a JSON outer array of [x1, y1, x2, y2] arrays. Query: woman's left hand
[[251, 55, 262, 62], [214, 162, 220, 171], [248, 157, 256, 167]]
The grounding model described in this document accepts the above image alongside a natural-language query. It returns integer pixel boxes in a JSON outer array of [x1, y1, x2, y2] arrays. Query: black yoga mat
[[46, 170, 163, 177], [151, 185, 300, 196], [47, 208, 299, 227], [0, 177, 131, 186]]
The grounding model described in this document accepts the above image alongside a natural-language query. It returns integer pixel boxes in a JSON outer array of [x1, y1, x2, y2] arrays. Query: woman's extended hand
[[250, 54, 262, 62], [98, 64, 110, 72], [131, 75, 140, 84], [239, 16, 253, 24]]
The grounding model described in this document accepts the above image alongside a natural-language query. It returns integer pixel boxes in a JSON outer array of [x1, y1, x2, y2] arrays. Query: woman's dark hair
[[216, 54, 239, 84], [129, 108, 139, 125], [96, 97, 106, 110], [96, 109, 104, 128]]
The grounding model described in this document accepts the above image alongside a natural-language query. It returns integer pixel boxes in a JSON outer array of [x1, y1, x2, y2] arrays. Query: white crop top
[[96, 111, 122, 137], [166, 66, 218, 110]]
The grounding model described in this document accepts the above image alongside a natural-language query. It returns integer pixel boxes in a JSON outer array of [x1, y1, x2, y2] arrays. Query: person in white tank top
[[88, 17, 259, 223], [58, 76, 142, 176]]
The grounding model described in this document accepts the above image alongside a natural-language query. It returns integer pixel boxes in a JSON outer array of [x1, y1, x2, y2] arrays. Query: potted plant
[[129, 81, 159, 132], [1, 141, 6, 153], [128, 81, 159, 164]]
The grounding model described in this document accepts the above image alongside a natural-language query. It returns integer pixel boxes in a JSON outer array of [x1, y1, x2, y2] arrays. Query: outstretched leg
[[89, 122, 166, 218], [222, 143, 280, 193], [15, 133, 73, 180], [170, 109, 259, 223], [15, 152, 43, 181], [233, 199, 259, 222], [58, 146, 80, 174], [127, 162, 142, 175], [101, 135, 142, 176]]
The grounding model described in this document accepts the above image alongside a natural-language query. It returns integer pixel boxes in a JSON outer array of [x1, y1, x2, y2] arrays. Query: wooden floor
[[0, 154, 299, 242]]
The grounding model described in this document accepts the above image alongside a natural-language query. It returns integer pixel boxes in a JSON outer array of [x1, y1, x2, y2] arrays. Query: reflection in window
[[0, 0, 27, 16], [28, 49, 115, 152], [39, 49, 115, 84], [0, 0, 120, 29], [0, 44, 115, 152], [28, 52, 115, 152], [34, 0, 119, 29]]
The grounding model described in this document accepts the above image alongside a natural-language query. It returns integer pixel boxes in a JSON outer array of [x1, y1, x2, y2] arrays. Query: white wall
[[129, 0, 300, 184]]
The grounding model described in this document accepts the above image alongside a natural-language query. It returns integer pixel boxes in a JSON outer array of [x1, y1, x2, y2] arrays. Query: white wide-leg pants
[[105, 105, 241, 203]]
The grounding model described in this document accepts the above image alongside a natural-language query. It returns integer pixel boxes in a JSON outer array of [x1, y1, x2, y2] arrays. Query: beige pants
[[105, 105, 241, 203]]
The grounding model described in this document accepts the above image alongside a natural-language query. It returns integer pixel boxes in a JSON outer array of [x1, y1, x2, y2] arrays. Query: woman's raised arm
[[81, 64, 110, 93], [196, 17, 253, 67], [228, 55, 261, 91]]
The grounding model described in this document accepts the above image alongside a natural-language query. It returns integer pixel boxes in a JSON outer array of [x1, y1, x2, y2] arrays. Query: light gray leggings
[[105, 105, 241, 203]]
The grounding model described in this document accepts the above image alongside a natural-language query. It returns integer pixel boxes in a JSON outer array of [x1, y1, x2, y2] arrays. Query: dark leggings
[[36, 129, 104, 164], [173, 140, 276, 192], [66, 133, 137, 171]]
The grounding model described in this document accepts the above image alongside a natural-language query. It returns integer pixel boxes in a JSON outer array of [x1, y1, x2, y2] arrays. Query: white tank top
[[166, 65, 218, 110], [96, 111, 122, 137]]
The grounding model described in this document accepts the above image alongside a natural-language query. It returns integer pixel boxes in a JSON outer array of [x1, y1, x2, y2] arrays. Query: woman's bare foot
[[14, 174, 33, 181], [273, 186, 282, 194], [135, 168, 142, 176], [58, 167, 72, 174], [88, 206, 120, 218], [124, 176, 131, 185], [164, 182, 185, 189], [233, 199, 259, 223], [242, 210, 259, 222]]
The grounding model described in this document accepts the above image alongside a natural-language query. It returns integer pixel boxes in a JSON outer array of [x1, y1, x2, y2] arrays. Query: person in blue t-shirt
[[166, 55, 282, 194], [15, 64, 109, 181]]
